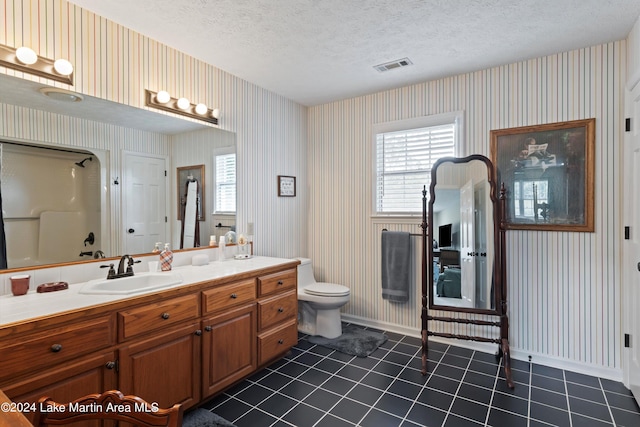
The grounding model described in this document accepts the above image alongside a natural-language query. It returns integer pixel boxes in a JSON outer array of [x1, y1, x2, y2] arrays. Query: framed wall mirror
[[427, 155, 501, 314]]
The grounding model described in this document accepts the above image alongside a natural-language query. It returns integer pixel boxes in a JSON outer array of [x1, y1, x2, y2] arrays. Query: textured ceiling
[[67, 0, 640, 106]]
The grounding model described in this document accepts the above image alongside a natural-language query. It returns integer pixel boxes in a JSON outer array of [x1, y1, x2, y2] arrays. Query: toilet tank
[[295, 258, 316, 288]]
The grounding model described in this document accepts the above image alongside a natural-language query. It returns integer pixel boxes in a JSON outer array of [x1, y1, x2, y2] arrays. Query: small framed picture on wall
[[278, 175, 296, 197]]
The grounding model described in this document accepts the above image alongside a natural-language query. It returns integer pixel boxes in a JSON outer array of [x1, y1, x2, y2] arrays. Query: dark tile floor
[[200, 323, 640, 426]]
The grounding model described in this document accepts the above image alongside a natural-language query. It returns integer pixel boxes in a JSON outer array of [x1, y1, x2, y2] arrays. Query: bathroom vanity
[[0, 256, 299, 422]]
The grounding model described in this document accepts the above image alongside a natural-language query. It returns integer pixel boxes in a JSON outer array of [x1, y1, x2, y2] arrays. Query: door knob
[[127, 228, 135, 233]]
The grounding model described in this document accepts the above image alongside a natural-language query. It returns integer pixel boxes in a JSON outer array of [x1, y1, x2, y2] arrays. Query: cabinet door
[[202, 303, 256, 398], [119, 322, 201, 410], [3, 351, 117, 427]]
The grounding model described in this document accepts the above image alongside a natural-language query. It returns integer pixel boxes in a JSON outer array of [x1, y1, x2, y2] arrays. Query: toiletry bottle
[[209, 235, 217, 247], [152, 242, 162, 253], [160, 243, 173, 271], [218, 236, 226, 261]]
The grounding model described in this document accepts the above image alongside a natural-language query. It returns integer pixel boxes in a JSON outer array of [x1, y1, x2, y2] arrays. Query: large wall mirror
[[428, 155, 500, 314], [0, 74, 236, 272]]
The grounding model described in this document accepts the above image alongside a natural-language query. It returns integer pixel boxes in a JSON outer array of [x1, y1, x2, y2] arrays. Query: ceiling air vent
[[374, 57, 413, 73]]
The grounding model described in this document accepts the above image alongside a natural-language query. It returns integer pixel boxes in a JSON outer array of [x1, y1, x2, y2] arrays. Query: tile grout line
[[396, 343, 438, 426], [563, 369, 574, 427], [483, 350, 503, 426], [599, 377, 618, 425], [528, 359, 532, 427], [351, 336, 418, 426]]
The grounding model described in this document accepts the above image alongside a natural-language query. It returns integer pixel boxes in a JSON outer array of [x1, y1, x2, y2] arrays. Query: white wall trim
[[342, 314, 624, 383]]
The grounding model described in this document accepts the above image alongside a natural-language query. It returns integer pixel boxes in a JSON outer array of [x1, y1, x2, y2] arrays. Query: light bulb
[[195, 103, 208, 115], [53, 58, 73, 76], [211, 108, 220, 119], [156, 90, 171, 104], [15, 47, 37, 65], [176, 97, 190, 110]]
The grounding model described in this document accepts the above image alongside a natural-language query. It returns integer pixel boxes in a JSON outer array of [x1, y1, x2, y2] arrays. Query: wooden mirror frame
[[426, 154, 502, 315], [421, 154, 513, 389]]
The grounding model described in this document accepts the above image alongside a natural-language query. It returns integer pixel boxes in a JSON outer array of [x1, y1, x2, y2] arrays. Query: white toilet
[[296, 258, 350, 339]]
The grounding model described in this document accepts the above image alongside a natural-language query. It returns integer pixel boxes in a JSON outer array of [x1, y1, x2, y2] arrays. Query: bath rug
[[182, 408, 236, 427], [308, 324, 388, 357]]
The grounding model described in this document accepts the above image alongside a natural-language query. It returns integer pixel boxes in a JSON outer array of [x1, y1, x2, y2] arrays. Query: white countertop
[[0, 256, 296, 327]]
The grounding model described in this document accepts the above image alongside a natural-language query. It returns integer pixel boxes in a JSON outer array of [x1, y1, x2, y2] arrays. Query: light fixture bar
[[0, 44, 74, 85], [145, 89, 218, 125]]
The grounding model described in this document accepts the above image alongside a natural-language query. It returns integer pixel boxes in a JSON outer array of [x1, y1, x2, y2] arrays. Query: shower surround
[[1, 143, 101, 268]]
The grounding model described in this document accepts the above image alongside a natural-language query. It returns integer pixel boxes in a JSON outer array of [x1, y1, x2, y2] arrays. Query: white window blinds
[[375, 123, 455, 214], [215, 153, 236, 214]]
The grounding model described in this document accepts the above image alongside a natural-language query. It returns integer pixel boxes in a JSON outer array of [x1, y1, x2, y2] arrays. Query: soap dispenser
[[160, 243, 173, 271]]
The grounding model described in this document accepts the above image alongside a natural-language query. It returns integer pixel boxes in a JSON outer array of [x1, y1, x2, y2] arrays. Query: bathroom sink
[[79, 273, 183, 295]]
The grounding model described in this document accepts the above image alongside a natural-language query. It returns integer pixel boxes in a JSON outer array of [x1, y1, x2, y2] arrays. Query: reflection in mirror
[[1, 141, 102, 268], [0, 74, 237, 273], [429, 158, 497, 312], [180, 179, 199, 249]]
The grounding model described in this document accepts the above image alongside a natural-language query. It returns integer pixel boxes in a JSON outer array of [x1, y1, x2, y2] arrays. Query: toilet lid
[[304, 283, 350, 297]]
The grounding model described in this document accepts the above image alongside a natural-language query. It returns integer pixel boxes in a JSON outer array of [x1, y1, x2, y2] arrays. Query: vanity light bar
[[0, 44, 74, 85], [145, 89, 219, 125]]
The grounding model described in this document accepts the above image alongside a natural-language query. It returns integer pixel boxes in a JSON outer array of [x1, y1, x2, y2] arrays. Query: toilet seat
[[303, 283, 350, 297]]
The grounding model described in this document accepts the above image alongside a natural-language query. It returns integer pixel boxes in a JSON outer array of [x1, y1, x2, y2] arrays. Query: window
[[513, 179, 549, 219], [214, 151, 236, 214], [374, 113, 460, 215]]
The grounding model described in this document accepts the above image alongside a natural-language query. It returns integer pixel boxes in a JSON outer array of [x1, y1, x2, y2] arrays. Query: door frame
[[121, 150, 170, 255], [622, 77, 640, 402]]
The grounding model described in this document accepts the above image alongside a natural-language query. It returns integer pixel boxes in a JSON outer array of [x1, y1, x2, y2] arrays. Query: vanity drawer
[[258, 320, 298, 365], [202, 279, 256, 314], [258, 290, 297, 331], [258, 269, 296, 297], [118, 294, 200, 340], [0, 315, 115, 382]]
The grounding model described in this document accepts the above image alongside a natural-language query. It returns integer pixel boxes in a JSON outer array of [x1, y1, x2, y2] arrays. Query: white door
[[460, 179, 476, 308], [123, 153, 167, 255], [474, 180, 490, 310], [623, 81, 640, 403]]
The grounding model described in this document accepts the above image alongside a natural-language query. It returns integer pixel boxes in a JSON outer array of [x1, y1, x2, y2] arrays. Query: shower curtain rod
[[0, 140, 93, 156]]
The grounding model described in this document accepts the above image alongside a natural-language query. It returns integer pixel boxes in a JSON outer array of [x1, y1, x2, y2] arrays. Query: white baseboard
[[341, 314, 624, 383]]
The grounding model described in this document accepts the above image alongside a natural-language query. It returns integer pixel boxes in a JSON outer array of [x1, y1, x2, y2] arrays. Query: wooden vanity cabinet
[[0, 261, 300, 418], [201, 303, 256, 397], [0, 315, 116, 383], [118, 321, 201, 410], [257, 269, 298, 366], [2, 351, 117, 426]]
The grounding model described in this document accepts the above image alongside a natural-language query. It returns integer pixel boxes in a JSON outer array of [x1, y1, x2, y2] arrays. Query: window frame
[[371, 111, 463, 218], [213, 147, 236, 215]]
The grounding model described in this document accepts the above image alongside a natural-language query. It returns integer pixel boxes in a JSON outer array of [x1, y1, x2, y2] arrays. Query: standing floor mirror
[[420, 154, 514, 388]]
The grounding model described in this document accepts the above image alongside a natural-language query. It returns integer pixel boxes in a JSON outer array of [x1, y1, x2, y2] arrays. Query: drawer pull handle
[[278, 339, 284, 344], [278, 307, 284, 313], [161, 312, 170, 320], [205, 326, 213, 332], [195, 330, 202, 336], [50, 344, 62, 353], [277, 280, 284, 286], [230, 293, 238, 299], [105, 361, 116, 370]]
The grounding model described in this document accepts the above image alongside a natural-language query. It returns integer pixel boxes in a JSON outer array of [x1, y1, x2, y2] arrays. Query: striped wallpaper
[[0, 0, 308, 260], [308, 42, 625, 375], [0, 0, 631, 377]]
